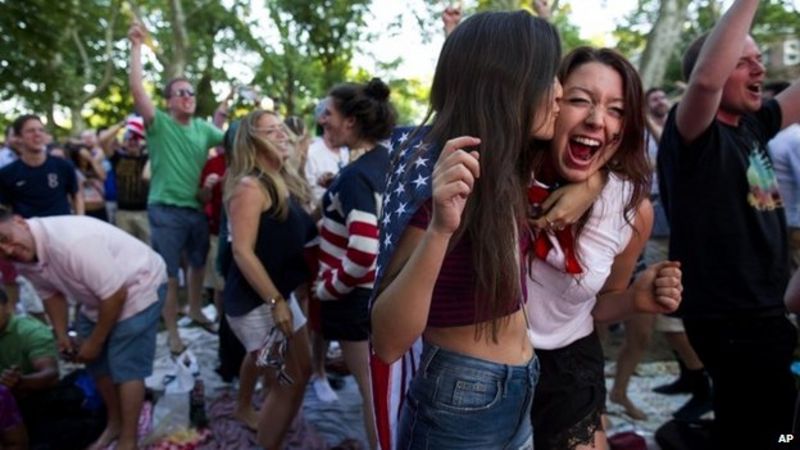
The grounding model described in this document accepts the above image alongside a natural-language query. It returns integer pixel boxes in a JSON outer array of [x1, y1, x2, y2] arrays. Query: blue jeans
[[397, 343, 539, 449]]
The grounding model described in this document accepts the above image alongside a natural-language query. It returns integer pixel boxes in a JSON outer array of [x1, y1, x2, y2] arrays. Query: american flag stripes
[[369, 126, 434, 450]]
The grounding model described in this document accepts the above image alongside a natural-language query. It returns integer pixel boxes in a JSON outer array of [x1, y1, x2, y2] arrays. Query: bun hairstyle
[[364, 78, 391, 101], [328, 78, 397, 142]]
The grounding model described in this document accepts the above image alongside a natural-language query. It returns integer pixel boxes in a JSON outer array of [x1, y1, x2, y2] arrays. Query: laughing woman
[[223, 110, 315, 449], [526, 47, 683, 450], [315, 77, 396, 450]]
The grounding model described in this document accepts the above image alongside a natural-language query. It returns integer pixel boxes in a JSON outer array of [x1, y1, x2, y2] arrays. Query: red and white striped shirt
[[315, 146, 388, 300]]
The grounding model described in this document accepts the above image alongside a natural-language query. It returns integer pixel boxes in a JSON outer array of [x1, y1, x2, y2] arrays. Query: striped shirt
[[408, 200, 521, 327], [316, 145, 388, 300]]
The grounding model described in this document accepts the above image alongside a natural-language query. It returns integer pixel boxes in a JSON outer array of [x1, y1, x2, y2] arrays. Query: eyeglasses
[[170, 89, 195, 98], [255, 328, 294, 385]]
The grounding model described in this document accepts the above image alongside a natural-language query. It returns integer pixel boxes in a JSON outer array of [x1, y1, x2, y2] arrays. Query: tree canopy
[[614, 0, 800, 90], [1, 0, 799, 136]]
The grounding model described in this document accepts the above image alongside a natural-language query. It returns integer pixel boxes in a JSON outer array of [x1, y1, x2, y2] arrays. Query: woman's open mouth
[[565, 135, 602, 168]]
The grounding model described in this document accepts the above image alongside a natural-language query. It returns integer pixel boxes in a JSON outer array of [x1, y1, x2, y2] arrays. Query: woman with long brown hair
[[526, 47, 683, 450], [371, 10, 563, 448], [222, 109, 315, 448]]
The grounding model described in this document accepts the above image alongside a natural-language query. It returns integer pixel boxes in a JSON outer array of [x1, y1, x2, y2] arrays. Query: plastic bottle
[[189, 378, 208, 429]]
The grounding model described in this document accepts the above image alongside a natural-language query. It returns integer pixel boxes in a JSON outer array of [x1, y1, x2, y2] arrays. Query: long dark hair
[[557, 47, 650, 230], [417, 10, 562, 342]]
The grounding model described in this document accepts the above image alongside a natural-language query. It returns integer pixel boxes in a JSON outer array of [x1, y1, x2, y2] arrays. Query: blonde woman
[[222, 110, 315, 448]]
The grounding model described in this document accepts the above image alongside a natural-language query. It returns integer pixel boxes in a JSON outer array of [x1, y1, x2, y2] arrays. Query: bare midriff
[[423, 308, 533, 365]]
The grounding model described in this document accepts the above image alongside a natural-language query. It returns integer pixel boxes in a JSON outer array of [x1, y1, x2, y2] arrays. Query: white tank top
[[527, 173, 636, 350]]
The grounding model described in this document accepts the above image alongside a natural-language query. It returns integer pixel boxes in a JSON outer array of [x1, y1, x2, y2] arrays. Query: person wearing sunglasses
[[128, 22, 230, 355], [223, 110, 315, 448]]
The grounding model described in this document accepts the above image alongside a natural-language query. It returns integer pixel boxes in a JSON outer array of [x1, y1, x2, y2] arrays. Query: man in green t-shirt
[[128, 22, 227, 354], [0, 289, 59, 395]]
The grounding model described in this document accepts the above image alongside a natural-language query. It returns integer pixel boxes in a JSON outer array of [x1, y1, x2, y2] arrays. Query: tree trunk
[[70, 106, 86, 133], [46, 102, 57, 133], [638, 0, 691, 89], [166, 0, 189, 79], [283, 53, 296, 116]]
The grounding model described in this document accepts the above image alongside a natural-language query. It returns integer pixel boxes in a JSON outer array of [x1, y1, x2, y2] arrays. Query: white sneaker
[[312, 375, 339, 403]]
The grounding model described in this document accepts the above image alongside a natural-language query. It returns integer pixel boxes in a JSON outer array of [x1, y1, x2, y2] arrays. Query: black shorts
[[320, 288, 371, 341], [532, 331, 606, 450]]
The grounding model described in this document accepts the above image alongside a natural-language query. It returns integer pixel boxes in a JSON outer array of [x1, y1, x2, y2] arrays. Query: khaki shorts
[[116, 209, 150, 244], [655, 314, 685, 333]]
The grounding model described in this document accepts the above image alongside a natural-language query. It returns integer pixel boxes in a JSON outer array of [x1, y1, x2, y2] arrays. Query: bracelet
[[267, 295, 286, 309]]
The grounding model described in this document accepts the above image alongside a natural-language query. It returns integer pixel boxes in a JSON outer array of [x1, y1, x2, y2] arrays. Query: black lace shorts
[[320, 288, 371, 341], [532, 331, 606, 450]]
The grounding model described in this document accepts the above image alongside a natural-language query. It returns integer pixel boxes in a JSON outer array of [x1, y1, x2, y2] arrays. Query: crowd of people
[[0, 0, 798, 449]]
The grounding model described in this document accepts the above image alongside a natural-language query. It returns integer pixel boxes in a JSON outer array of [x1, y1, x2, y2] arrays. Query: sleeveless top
[[408, 200, 526, 327], [224, 195, 317, 317], [527, 173, 636, 349]]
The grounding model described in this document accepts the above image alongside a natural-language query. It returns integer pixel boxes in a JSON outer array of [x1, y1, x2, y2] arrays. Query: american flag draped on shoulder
[[369, 126, 435, 450]]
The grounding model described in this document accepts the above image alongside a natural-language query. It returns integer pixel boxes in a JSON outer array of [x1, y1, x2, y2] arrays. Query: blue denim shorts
[[77, 285, 166, 383], [148, 204, 210, 277], [397, 343, 540, 449]]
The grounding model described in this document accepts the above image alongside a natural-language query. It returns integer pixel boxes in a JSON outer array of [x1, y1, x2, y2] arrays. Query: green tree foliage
[[126, 0, 254, 117], [0, 0, 127, 133], [5, 0, 574, 132], [551, 3, 589, 51], [250, 0, 371, 119], [753, 0, 800, 45], [614, 0, 800, 92], [272, 0, 371, 92], [447, 0, 588, 51]]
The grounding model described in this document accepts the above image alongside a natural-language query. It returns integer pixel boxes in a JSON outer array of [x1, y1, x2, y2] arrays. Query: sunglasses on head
[[171, 89, 195, 98]]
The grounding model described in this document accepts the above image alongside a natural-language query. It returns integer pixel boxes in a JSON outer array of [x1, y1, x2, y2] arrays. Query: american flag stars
[[375, 126, 435, 278], [413, 157, 429, 169], [395, 201, 408, 217], [383, 232, 393, 249], [412, 173, 428, 189], [394, 163, 406, 178], [325, 192, 344, 217]]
